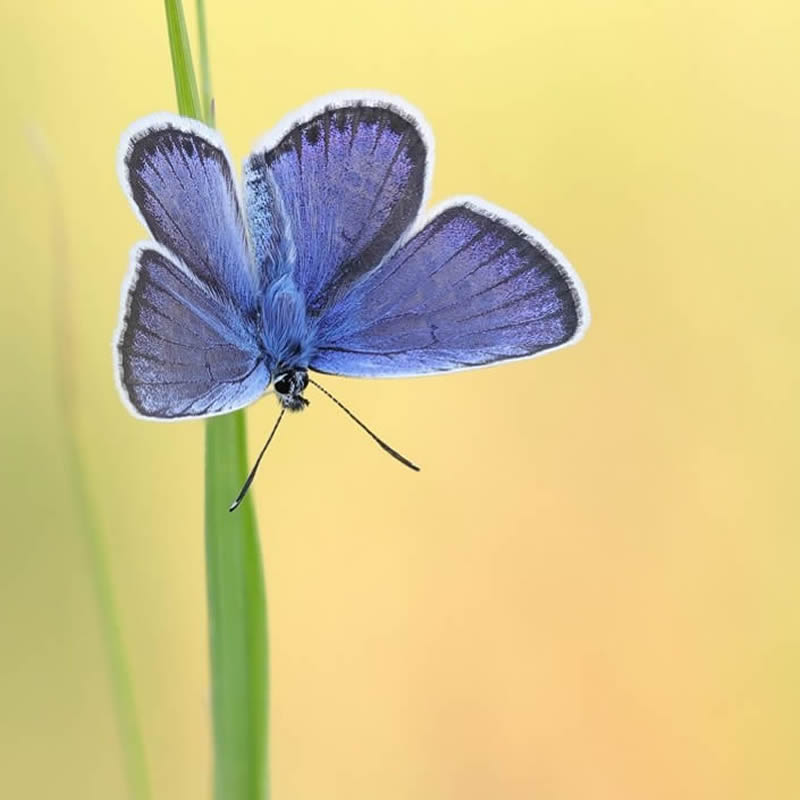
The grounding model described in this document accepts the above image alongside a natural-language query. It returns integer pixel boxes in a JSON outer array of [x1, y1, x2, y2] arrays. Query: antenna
[[229, 407, 286, 512], [308, 378, 420, 472]]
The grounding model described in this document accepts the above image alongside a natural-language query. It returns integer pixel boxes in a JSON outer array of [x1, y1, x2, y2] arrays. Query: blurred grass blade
[[62, 419, 152, 800], [196, 0, 215, 125], [30, 128, 151, 800], [163, 2, 269, 798]]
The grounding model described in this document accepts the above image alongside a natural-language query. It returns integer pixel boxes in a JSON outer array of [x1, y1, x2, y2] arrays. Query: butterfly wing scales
[[115, 246, 269, 419], [120, 116, 259, 310], [311, 200, 588, 377], [244, 98, 430, 316]]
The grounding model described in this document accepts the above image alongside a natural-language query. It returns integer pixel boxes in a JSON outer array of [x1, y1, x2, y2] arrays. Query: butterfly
[[115, 91, 590, 508]]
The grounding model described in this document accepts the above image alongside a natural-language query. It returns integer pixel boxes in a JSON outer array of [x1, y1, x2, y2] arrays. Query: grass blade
[[205, 413, 269, 800], [31, 129, 151, 800], [64, 424, 153, 800], [162, 2, 269, 798], [196, 0, 215, 125], [163, 0, 201, 117]]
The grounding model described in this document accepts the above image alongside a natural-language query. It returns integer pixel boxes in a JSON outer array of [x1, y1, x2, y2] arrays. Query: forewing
[[244, 95, 430, 316], [311, 199, 589, 377], [115, 245, 269, 419], [120, 115, 257, 310]]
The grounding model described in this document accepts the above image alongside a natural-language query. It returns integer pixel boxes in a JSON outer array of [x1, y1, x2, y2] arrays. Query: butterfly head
[[273, 367, 309, 412]]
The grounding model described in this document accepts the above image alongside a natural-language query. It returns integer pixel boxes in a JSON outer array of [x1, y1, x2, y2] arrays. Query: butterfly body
[[258, 275, 312, 368], [115, 92, 589, 429]]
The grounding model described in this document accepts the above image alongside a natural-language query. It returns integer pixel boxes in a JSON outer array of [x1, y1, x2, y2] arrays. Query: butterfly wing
[[244, 94, 430, 316], [116, 116, 275, 419], [311, 198, 589, 377], [115, 245, 269, 419], [119, 114, 260, 310]]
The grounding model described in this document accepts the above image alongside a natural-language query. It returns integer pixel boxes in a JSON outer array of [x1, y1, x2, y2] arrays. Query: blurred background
[[2, 0, 799, 798]]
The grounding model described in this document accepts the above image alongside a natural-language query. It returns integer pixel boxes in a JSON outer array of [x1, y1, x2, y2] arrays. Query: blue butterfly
[[115, 92, 590, 507]]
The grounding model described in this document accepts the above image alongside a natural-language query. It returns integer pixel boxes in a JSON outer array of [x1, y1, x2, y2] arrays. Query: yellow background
[[1, 0, 798, 797]]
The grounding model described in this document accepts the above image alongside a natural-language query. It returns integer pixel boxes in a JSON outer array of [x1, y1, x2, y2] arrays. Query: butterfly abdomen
[[259, 275, 314, 372]]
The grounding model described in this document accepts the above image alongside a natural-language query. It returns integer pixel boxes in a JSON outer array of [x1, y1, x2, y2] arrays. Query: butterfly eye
[[274, 374, 292, 394]]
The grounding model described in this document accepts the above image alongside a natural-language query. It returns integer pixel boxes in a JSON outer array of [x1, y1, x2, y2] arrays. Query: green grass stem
[[164, 0, 201, 118], [163, 2, 269, 797], [204, 413, 269, 800]]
